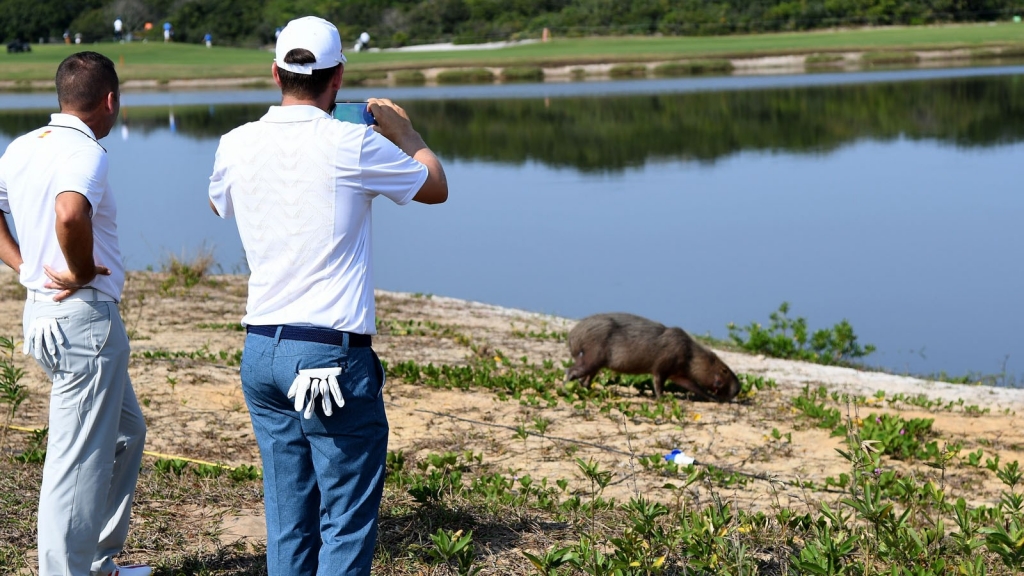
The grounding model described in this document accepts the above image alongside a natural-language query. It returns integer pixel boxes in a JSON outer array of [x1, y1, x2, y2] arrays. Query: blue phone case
[[333, 102, 376, 125]]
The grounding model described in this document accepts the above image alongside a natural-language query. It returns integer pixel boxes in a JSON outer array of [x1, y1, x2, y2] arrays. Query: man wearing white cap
[[208, 15, 447, 576]]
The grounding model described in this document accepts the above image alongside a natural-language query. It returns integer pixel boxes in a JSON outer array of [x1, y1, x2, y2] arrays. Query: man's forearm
[[394, 131, 448, 204], [0, 213, 22, 273], [54, 196, 97, 286]]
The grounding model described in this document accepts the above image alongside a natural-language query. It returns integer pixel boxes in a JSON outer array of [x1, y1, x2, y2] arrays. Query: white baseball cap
[[274, 16, 347, 75]]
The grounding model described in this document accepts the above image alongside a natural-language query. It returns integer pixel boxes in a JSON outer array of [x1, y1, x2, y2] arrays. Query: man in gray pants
[[0, 52, 149, 576]]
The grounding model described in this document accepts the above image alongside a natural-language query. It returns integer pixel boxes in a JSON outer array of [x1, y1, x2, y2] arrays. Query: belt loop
[[273, 325, 283, 346], [342, 332, 350, 350]]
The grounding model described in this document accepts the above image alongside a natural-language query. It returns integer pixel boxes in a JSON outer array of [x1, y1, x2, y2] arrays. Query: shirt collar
[[49, 113, 98, 140], [262, 105, 332, 123]]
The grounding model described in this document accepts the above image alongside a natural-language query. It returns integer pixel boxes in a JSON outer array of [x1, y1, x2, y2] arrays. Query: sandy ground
[[2, 268, 1023, 546]]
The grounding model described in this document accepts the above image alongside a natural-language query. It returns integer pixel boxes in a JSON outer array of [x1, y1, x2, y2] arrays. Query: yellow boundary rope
[[5, 424, 242, 471]]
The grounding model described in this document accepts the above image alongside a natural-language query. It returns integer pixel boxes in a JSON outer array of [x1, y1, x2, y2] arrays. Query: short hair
[[277, 49, 339, 99], [55, 52, 119, 112]]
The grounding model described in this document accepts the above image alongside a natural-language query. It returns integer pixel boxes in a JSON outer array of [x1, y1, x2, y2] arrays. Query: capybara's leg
[[566, 350, 600, 388], [652, 373, 665, 399]]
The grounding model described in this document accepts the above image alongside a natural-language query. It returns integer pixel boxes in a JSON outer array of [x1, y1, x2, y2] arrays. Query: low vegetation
[[608, 64, 648, 78], [436, 68, 496, 84], [861, 51, 922, 65], [501, 66, 545, 82], [393, 69, 427, 85], [2, 282, 1022, 574], [653, 59, 734, 76]]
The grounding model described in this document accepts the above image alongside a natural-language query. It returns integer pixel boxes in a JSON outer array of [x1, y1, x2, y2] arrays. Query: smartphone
[[332, 101, 376, 125]]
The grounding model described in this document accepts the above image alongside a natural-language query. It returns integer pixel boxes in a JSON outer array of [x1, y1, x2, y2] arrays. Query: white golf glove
[[23, 317, 67, 366], [287, 367, 345, 419]]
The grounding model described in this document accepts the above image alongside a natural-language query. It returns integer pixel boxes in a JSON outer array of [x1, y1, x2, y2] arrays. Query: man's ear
[[333, 65, 344, 90], [105, 92, 118, 114], [271, 62, 284, 88]]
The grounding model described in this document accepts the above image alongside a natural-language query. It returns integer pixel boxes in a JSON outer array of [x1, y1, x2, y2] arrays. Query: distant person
[[208, 15, 447, 576], [204, 32, 212, 48], [74, 32, 82, 44], [63, 29, 70, 44], [354, 31, 370, 52], [0, 51, 149, 576], [163, 22, 172, 42], [114, 17, 123, 42]]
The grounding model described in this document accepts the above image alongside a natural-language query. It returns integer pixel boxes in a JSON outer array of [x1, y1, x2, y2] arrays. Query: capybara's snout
[[708, 363, 741, 402]]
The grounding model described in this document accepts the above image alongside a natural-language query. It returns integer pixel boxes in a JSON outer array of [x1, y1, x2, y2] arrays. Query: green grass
[[3, 22, 1024, 83]]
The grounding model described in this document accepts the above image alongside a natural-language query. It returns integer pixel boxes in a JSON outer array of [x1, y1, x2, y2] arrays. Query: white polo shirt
[[208, 105, 427, 334], [0, 114, 124, 301]]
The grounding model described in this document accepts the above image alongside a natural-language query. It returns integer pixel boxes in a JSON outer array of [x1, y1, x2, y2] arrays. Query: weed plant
[[728, 302, 876, 366], [160, 246, 216, 293], [135, 346, 243, 366], [0, 336, 27, 451]]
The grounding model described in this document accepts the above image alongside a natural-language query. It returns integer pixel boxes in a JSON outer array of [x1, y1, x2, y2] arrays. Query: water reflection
[[4, 74, 1023, 169], [0, 71, 1021, 379]]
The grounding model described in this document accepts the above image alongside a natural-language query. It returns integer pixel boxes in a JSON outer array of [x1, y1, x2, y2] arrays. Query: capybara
[[566, 313, 741, 401]]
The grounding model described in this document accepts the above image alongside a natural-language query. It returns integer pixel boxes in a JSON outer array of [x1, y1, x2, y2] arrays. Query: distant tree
[[171, 0, 266, 45], [110, 0, 153, 37], [35, 0, 1024, 48], [0, 0, 103, 43]]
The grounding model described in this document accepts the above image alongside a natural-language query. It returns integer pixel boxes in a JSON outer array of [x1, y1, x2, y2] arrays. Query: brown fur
[[566, 313, 741, 401]]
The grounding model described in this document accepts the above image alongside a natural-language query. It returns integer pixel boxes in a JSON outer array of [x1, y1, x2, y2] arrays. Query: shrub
[[343, 70, 388, 86], [727, 302, 876, 365], [436, 68, 495, 84], [861, 51, 920, 65], [805, 53, 845, 66], [653, 59, 733, 76], [500, 66, 544, 82], [393, 70, 426, 85], [608, 64, 647, 78]]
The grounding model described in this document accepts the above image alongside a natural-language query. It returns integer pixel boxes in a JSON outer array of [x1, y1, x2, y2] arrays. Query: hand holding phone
[[332, 101, 376, 125]]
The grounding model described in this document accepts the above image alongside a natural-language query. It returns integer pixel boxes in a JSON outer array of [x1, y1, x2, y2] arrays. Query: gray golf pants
[[25, 295, 146, 576]]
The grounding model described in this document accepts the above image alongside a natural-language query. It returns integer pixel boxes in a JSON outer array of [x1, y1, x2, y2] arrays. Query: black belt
[[246, 325, 372, 347]]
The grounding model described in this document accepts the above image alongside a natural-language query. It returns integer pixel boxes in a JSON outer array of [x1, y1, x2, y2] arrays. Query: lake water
[[1, 66, 1022, 381]]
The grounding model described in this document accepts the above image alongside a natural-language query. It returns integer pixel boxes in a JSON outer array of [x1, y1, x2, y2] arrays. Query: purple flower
[[875, 417, 882, 424], [873, 468, 881, 476], [899, 429, 906, 435]]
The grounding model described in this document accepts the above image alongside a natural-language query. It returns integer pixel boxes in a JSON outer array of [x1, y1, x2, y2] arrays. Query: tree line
[[2, 0, 1024, 48]]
